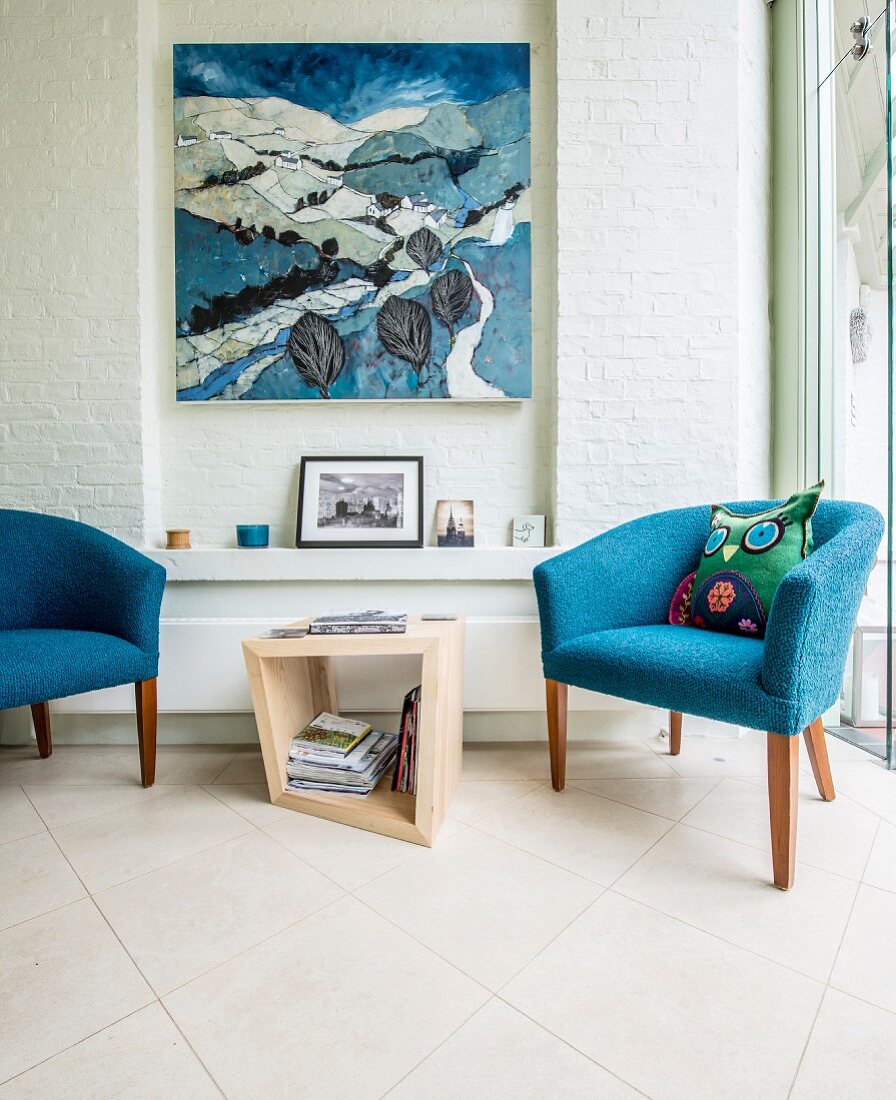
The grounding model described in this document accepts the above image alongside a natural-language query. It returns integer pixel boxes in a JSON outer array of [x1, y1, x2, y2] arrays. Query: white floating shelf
[[144, 546, 564, 583]]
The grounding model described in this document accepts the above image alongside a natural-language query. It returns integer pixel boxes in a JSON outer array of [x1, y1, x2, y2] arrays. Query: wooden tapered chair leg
[[669, 710, 682, 756], [546, 679, 568, 791], [803, 717, 835, 801], [135, 679, 157, 788], [31, 702, 52, 758], [767, 732, 799, 890]]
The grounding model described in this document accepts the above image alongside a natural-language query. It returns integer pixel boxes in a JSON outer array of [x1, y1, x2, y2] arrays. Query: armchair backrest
[[760, 499, 884, 710], [0, 509, 166, 653]]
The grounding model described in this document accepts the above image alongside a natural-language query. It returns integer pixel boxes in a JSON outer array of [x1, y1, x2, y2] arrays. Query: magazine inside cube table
[[242, 615, 465, 845]]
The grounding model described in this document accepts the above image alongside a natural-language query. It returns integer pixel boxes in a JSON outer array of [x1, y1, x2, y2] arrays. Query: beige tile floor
[[0, 732, 895, 1099]]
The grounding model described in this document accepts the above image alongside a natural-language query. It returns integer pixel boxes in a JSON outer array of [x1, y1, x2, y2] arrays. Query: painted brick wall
[[0, 0, 147, 539], [150, 0, 557, 548], [1, 0, 771, 550], [737, 0, 772, 498], [554, 0, 771, 545]]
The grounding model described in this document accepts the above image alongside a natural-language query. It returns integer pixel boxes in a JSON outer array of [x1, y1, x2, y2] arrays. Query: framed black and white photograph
[[296, 457, 423, 548]]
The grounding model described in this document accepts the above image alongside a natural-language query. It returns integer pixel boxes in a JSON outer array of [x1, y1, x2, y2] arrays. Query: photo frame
[[296, 456, 423, 548], [435, 500, 475, 547]]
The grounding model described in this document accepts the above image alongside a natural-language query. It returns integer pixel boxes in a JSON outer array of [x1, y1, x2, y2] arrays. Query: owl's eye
[[704, 525, 730, 556], [741, 519, 785, 554]]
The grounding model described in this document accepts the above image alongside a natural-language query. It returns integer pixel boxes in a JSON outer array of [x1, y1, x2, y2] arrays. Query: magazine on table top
[[259, 627, 309, 639], [309, 610, 407, 635]]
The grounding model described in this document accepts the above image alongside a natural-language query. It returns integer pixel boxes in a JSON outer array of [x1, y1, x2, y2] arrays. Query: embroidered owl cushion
[[690, 483, 823, 638]]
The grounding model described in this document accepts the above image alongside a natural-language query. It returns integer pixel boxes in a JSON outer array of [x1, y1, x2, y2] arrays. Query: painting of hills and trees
[[173, 42, 531, 402]]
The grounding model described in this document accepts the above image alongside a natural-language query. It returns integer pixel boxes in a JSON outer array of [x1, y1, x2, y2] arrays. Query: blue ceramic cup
[[236, 524, 269, 548]]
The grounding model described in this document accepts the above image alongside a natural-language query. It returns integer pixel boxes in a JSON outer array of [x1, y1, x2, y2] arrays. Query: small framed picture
[[435, 500, 474, 547], [512, 514, 546, 547], [296, 456, 423, 548]]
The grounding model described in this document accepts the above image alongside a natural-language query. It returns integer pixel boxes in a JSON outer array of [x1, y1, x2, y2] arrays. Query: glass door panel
[[817, 1, 893, 765]]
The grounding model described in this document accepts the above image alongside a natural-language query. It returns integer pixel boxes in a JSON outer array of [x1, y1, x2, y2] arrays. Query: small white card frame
[[512, 514, 546, 547]]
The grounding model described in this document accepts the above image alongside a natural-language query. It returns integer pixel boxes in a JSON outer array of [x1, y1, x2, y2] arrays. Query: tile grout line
[[376, 996, 500, 1098], [586, 776, 866, 988], [24, 783, 262, 1100], [205, 748, 246, 785], [0, 784, 48, 848], [462, 816, 621, 891], [151, 885, 346, 1002], [47, 788, 258, 896], [15, 784, 184, 834], [463, 787, 685, 891], [820, 982, 896, 1020], [787, 765, 888, 1100], [157, 891, 349, 1004], [673, 816, 875, 887], [448, 777, 550, 825], [18, 786, 353, 1047], [0, 746, 243, 790], [456, 771, 731, 1008], [608, 784, 875, 889], [784, 942, 861, 1100], [260, 817, 385, 894], [155, 1001, 229, 1100], [0, 1002, 166, 1091], [492, 992, 654, 1099], [87, 891, 230, 1100], [11, 791, 218, 1091], [820, 815, 885, 988], [785, 964, 851, 1098], [349, 890, 496, 996], [565, 774, 724, 818], [603, 886, 833, 990], [598, 774, 725, 894]]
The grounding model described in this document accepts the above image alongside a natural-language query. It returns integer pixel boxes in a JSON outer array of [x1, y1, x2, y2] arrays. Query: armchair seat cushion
[[544, 625, 814, 735], [0, 629, 155, 711]]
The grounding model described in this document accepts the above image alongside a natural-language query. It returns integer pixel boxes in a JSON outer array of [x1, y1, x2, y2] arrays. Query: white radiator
[[53, 617, 626, 714]]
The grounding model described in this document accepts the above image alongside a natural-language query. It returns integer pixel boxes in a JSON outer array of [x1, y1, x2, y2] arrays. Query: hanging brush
[[850, 285, 873, 364]]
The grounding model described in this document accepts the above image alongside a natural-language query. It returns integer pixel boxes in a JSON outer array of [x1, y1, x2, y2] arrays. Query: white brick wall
[[0, 0, 146, 539], [1, 0, 771, 549], [554, 0, 771, 545], [737, 0, 772, 498]]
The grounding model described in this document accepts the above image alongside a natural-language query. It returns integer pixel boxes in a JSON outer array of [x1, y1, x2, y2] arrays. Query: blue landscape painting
[[173, 42, 531, 401]]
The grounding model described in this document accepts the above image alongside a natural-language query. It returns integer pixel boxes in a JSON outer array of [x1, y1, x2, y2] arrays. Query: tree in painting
[[173, 43, 531, 401], [376, 297, 432, 379], [431, 270, 473, 347], [287, 313, 345, 399], [406, 228, 442, 273]]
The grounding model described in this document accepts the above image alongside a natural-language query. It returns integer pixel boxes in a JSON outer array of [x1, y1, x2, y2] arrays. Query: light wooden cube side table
[[242, 616, 464, 846]]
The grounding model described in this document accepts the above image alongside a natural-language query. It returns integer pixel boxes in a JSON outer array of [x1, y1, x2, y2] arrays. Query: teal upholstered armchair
[[534, 499, 884, 889], [0, 510, 166, 786]]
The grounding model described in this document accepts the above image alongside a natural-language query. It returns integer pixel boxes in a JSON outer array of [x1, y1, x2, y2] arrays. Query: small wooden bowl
[[165, 528, 191, 550]]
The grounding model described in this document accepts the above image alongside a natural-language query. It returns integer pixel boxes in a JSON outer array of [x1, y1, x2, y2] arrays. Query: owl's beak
[[723, 546, 738, 562]]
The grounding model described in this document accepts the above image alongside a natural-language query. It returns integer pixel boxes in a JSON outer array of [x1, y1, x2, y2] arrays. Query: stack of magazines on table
[[392, 686, 421, 795], [309, 610, 407, 635], [286, 713, 398, 798]]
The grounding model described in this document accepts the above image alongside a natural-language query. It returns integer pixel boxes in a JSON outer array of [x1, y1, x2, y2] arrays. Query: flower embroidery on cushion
[[738, 618, 758, 633], [707, 580, 736, 614]]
